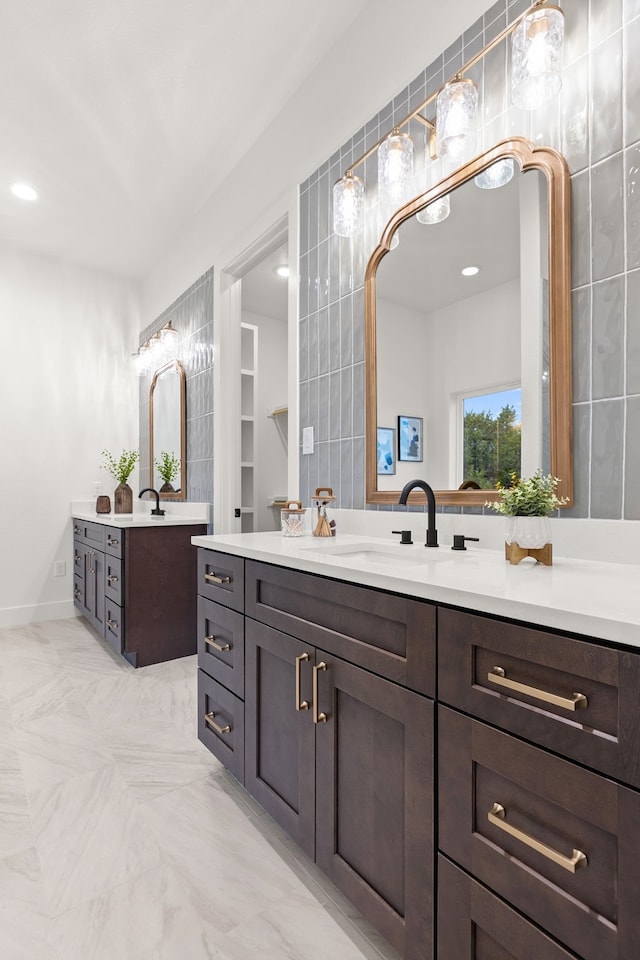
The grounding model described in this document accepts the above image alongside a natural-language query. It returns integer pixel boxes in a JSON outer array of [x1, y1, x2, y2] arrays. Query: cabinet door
[[438, 856, 580, 960], [244, 619, 315, 858], [85, 549, 106, 635], [315, 653, 434, 960]]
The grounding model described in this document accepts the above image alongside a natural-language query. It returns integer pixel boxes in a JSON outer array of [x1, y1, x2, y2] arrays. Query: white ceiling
[[0, 1, 367, 278]]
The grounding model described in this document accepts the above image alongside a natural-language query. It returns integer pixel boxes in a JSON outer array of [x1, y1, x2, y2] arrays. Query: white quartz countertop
[[191, 531, 640, 649], [73, 511, 207, 528]]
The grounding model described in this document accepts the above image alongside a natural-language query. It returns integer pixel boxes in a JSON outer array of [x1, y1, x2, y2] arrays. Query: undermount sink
[[302, 541, 452, 567]]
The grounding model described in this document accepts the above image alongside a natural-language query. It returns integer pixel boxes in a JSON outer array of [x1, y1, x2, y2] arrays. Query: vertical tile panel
[[571, 171, 591, 288], [627, 269, 640, 393], [591, 276, 624, 399], [625, 143, 640, 270], [624, 16, 640, 144], [317, 307, 329, 376], [591, 152, 624, 281], [340, 440, 353, 509], [624, 396, 640, 518], [590, 398, 624, 518], [590, 32, 623, 164], [561, 56, 590, 174], [572, 287, 592, 403], [340, 366, 353, 439]]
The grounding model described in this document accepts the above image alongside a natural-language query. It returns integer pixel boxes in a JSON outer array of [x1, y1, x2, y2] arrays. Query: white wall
[[242, 310, 288, 531], [1, 244, 139, 626], [140, 0, 491, 321]]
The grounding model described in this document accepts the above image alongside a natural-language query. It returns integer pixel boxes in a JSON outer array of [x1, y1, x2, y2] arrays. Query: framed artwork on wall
[[377, 427, 396, 475], [398, 415, 423, 462]]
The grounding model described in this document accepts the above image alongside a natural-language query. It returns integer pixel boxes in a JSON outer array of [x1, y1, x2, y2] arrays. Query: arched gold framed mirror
[[365, 137, 572, 507], [149, 359, 187, 499]]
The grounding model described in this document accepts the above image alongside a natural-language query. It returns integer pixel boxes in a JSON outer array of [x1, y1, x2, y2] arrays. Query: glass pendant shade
[[378, 131, 414, 205], [416, 194, 451, 224], [135, 343, 150, 375], [511, 7, 564, 110], [160, 322, 179, 352], [474, 158, 515, 189], [435, 78, 478, 164], [333, 173, 365, 237]]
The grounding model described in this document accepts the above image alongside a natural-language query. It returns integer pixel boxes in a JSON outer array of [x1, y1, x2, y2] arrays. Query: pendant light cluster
[[133, 322, 180, 375], [332, 1, 564, 238]]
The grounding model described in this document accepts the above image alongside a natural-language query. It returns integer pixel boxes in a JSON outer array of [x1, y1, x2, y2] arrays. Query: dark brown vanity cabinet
[[197, 551, 436, 960], [196, 547, 640, 960], [73, 518, 205, 666]]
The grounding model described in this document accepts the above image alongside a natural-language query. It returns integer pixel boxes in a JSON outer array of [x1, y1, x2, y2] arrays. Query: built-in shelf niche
[[239, 322, 257, 533]]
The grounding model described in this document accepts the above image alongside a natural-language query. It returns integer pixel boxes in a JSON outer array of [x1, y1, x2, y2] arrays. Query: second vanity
[[191, 531, 640, 960]]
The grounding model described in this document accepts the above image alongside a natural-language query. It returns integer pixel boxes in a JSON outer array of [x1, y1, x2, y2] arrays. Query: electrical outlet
[[54, 560, 66, 578]]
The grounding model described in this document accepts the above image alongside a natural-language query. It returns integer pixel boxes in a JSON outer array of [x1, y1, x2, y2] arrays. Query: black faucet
[[398, 479, 438, 547], [139, 487, 165, 516]]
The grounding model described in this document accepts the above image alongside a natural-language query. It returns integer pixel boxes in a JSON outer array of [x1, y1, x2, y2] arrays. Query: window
[[461, 386, 521, 490]]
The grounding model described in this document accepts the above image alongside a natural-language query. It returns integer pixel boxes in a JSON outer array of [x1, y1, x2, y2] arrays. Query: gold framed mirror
[[149, 359, 187, 499], [365, 137, 572, 507]]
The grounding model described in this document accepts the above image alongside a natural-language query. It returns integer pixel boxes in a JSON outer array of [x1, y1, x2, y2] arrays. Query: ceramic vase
[[506, 515, 552, 549], [114, 482, 133, 514]]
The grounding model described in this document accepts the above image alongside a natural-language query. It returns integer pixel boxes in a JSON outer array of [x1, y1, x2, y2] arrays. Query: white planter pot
[[506, 515, 552, 549]]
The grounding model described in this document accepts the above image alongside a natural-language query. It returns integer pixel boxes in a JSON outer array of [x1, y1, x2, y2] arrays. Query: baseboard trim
[[0, 600, 78, 629]]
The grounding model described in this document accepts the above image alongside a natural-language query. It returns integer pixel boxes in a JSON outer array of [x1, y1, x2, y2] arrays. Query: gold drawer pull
[[205, 635, 231, 653], [107, 618, 119, 630], [107, 537, 119, 547], [74, 588, 81, 599], [488, 803, 587, 873], [74, 525, 81, 534], [107, 575, 119, 584], [488, 666, 588, 712], [205, 711, 231, 735], [295, 652, 310, 711], [313, 662, 327, 723], [73, 552, 80, 562], [204, 572, 231, 585]]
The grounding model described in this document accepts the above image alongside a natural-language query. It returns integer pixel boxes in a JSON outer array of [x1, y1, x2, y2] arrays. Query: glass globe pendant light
[[435, 77, 478, 165], [332, 172, 365, 238], [378, 130, 414, 206], [159, 321, 179, 354], [416, 195, 451, 224], [474, 158, 515, 190], [511, 5, 564, 110]]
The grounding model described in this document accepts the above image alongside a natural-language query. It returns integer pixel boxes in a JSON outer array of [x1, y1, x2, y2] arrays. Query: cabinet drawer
[[438, 856, 580, 960], [198, 670, 244, 783], [104, 600, 123, 655], [438, 607, 640, 788], [197, 597, 244, 698], [105, 529, 124, 558], [73, 519, 105, 549], [245, 560, 435, 696], [104, 555, 122, 605], [197, 549, 245, 612], [438, 706, 640, 960], [73, 540, 84, 580]]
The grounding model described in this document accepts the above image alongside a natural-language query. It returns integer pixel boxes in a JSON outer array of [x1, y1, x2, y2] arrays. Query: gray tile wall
[[299, 0, 640, 520], [138, 267, 214, 528]]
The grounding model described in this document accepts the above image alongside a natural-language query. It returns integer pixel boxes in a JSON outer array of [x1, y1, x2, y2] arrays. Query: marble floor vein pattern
[[0, 617, 400, 960]]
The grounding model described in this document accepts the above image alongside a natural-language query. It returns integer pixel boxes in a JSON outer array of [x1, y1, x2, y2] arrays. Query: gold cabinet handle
[[488, 666, 588, 712], [488, 803, 587, 873], [88, 550, 95, 574], [205, 635, 231, 653], [73, 552, 80, 562], [74, 588, 81, 599], [106, 617, 118, 630], [295, 653, 310, 711], [107, 537, 119, 547], [204, 572, 231, 585], [205, 711, 231, 735], [106, 575, 119, 584], [313, 662, 327, 723], [74, 525, 81, 535]]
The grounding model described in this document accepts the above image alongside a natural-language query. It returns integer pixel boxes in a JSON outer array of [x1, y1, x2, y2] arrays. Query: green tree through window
[[463, 393, 521, 490]]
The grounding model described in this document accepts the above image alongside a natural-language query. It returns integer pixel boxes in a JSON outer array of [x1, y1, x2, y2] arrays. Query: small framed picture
[[377, 427, 396, 475], [398, 415, 423, 462]]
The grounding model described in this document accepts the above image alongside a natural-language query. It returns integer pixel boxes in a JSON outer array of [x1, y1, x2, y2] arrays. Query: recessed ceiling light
[[10, 182, 38, 202], [274, 265, 289, 278], [461, 265, 480, 277]]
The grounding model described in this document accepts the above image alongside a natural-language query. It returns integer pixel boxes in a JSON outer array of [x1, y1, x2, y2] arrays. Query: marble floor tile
[[2, 658, 79, 726], [29, 763, 163, 916], [0, 623, 61, 666], [141, 775, 307, 935], [220, 885, 391, 960], [140, 662, 199, 736], [103, 716, 218, 801], [67, 669, 161, 731], [0, 847, 59, 960], [14, 697, 114, 796], [0, 744, 34, 859], [51, 863, 225, 960]]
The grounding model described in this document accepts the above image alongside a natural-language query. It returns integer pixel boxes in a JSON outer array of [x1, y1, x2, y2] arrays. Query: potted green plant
[[486, 470, 569, 563], [101, 449, 139, 514], [154, 451, 180, 493]]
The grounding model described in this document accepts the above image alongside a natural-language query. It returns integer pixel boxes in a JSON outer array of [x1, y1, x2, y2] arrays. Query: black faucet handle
[[425, 528, 439, 548], [392, 530, 413, 545], [451, 535, 480, 551]]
